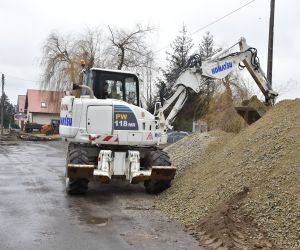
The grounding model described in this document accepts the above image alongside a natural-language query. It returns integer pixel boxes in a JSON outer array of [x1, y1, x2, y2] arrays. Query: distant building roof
[[25, 89, 64, 114], [17, 95, 26, 113]]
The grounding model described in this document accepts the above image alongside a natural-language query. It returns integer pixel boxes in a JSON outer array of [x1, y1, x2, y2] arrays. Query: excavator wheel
[[65, 143, 89, 195], [144, 150, 172, 194]]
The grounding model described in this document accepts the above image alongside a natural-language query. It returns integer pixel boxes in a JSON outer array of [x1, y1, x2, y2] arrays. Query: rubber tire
[[66, 144, 89, 195], [144, 150, 172, 194]]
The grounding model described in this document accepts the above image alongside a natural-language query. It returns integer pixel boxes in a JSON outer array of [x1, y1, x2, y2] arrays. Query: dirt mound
[[242, 95, 268, 113], [204, 92, 247, 133], [158, 99, 300, 249]]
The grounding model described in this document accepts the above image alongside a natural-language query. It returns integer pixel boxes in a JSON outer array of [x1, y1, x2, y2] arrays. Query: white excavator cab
[[82, 68, 140, 106]]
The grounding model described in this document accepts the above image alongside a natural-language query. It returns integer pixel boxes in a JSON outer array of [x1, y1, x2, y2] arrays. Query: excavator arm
[[157, 37, 278, 131], [155, 67, 208, 131], [238, 37, 278, 105]]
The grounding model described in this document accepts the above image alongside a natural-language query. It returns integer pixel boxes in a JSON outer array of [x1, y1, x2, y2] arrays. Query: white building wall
[[31, 113, 60, 124], [16, 118, 27, 130], [14, 113, 28, 130]]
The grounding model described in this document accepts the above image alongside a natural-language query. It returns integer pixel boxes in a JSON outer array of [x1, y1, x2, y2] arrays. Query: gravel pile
[[242, 95, 269, 113], [157, 99, 300, 250], [164, 132, 220, 177]]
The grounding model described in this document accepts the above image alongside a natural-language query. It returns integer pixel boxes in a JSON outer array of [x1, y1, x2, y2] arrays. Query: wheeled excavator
[[59, 37, 278, 194]]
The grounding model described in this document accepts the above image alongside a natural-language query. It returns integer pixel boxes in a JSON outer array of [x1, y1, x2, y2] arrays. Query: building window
[[41, 102, 47, 108]]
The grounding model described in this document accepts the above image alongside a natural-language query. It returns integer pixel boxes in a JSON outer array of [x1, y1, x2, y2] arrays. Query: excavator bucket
[[235, 106, 265, 125]]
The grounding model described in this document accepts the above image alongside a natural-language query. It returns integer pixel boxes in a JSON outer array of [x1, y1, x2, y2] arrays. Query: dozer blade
[[235, 106, 265, 125], [150, 166, 177, 180]]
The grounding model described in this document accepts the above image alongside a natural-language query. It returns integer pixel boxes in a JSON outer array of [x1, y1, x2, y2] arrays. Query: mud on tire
[[144, 150, 172, 194], [66, 143, 89, 195]]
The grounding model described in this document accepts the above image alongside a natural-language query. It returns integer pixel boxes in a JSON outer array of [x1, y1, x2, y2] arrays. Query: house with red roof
[[15, 95, 27, 130], [15, 90, 65, 130], [24, 89, 64, 125], [17, 95, 26, 113]]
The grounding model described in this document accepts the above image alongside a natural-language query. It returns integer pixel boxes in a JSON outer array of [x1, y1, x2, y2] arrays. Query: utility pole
[[267, 0, 275, 86], [1, 74, 4, 135]]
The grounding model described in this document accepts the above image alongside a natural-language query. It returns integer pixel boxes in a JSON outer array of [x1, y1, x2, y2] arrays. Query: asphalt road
[[0, 141, 201, 250]]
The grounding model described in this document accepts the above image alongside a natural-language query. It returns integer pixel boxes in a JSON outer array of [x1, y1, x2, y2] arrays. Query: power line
[[6, 74, 38, 83], [190, 0, 257, 36], [1, 0, 258, 82], [0, 72, 38, 83], [154, 0, 257, 53]]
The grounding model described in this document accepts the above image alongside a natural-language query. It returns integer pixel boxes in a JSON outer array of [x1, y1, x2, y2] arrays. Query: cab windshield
[[83, 70, 139, 106]]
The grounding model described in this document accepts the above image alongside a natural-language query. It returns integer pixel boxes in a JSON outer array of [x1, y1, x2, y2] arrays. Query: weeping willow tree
[[40, 24, 155, 94], [40, 27, 105, 91]]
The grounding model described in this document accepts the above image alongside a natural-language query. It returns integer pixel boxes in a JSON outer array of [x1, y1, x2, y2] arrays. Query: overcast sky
[[0, 0, 299, 104]]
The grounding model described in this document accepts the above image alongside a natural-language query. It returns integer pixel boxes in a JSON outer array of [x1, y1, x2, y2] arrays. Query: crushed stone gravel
[[157, 99, 300, 250], [164, 132, 220, 177]]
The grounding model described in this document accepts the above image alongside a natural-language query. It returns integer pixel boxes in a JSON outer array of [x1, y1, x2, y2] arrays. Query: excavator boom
[[157, 37, 278, 129]]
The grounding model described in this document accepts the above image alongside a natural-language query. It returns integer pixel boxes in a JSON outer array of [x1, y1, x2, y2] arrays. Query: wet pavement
[[0, 141, 202, 250]]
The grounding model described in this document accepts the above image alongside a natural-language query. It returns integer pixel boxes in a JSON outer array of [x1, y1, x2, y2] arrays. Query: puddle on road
[[0, 142, 19, 146], [84, 216, 109, 227], [66, 202, 110, 227], [25, 186, 52, 193], [124, 206, 158, 211]]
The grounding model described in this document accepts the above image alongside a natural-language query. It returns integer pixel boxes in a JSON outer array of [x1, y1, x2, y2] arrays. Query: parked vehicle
[[41, 119, 60, 135], [167, 131, 189, 144], [9, 124, 21, 132], [25, 123, 42, 133]]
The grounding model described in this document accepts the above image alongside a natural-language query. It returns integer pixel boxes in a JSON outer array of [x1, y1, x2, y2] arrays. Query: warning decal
[[147, 132, 153, 140], [113, 105, 138, 130]]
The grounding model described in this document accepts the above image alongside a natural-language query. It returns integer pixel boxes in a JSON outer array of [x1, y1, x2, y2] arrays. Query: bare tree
[[140, 51, 158, 110], [75, 27, 105, 69], [107, 24, 154, 70], [40, 32, 77, 90], [40, 25, 155, 91], [40, 28, 105, 91]]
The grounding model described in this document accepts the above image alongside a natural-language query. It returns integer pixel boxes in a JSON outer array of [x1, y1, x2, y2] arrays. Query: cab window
[[125, 77, 138, 105], [87, 70, 139, 106], [81, 70, 94, 95], [105, 80, 123, 100]]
